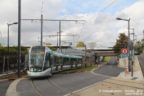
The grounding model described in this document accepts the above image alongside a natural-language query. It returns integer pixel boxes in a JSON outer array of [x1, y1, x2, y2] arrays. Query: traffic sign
[[121, 48, 128, 55]]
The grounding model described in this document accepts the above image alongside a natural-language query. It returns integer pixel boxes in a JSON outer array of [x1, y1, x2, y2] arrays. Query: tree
[[134, 41, 143, 54], [141, 39, 144, 49], [76, 42, 85, 48], [113, 33, 128, 55]]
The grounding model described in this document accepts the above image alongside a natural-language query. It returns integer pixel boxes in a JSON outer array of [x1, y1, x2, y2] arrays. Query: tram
[[27, 46, 82, 78]]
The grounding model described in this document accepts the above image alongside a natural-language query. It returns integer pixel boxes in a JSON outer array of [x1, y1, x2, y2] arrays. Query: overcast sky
[[0, 0, 144, 48]]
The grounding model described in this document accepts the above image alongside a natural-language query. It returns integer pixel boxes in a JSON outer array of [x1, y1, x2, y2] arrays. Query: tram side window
[[79, 59, 82, 64], [63, 58, 69, 65], [54, 56, 59, 65], [71, 58, 75, 65], [59, 57, 63, 65], [44, 53, 51, 69]]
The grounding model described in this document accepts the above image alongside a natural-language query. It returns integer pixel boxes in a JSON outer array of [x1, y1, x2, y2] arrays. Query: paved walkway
[[118, 56, 144, 81]]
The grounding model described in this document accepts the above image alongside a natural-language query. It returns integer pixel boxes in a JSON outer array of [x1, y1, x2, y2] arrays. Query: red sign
[[121, 48, 128, 55]]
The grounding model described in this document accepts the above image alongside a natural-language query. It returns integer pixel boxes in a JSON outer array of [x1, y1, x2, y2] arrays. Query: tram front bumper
[[27, 68, 51, 78]]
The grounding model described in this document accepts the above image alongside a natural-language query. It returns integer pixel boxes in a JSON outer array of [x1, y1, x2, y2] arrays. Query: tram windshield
[[30, 46, 45, 71]]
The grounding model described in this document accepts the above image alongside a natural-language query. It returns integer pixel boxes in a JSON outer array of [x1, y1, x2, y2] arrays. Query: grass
[[55, 65, 97, 75], [104, 56, 110, 62]]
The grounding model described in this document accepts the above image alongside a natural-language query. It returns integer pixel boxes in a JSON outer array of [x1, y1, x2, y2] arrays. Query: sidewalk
[[118, 56, 144, 81]]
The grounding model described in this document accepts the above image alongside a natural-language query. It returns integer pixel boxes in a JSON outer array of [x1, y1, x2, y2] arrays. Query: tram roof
[[52, 51, 82, 59], [56, 48, 94, 57]]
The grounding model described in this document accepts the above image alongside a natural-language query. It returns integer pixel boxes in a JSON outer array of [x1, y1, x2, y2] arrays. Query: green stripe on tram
[[28, 71, 41, 73], [46, 51, 52, 54]]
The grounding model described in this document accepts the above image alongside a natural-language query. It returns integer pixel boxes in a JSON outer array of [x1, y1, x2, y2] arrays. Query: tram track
[[31, 80, 44, 96], [30, 67, 144, 96], [48, 78, 69, 92]]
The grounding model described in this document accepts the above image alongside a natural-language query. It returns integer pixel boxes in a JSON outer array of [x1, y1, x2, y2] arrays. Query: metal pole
[[3, 56, 5, 73], [128, 18, 131, 72], [0, 31, 3, 46], [57, 32, 58, 47], [143, 30, 144, 40], [131, 28, 135, 77], [18, 0, 21, 77], [41, 14, 43, 46], [59, 21, 62, 52], [7, 24, 10, 72], [85, 45, 86, 67]]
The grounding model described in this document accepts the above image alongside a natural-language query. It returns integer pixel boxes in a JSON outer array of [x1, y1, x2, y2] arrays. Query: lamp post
[[7, 22, 18, 72], [130, 28, 135, 77], [116, 17, 131, 72]]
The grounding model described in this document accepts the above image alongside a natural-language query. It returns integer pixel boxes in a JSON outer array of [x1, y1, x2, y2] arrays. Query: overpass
[[95, 51, 116, 56], [88, 48, 117, 56]]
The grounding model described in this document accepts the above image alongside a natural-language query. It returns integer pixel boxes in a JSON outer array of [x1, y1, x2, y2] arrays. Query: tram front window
[[30, 47, 45, 72]]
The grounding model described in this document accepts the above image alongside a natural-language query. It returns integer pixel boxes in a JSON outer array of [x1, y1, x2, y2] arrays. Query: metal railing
[[0, 55, 25, 74]]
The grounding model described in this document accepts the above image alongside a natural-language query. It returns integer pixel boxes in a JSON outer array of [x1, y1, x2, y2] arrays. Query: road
[[0, 80, 12, 96], [94, 56, 124, 76], [137, 55, 144, 76], [15, 56, 124, 96]]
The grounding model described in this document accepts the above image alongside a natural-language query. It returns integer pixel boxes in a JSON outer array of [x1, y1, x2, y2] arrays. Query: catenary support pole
[[41, 14, 43, 46], [18, 0, 21, 77], [128, 18, 131, 72], [7, 24, 10, 72], [59, 21, 62, 52]]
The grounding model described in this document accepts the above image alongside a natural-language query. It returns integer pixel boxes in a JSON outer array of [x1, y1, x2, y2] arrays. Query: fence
[[0, 55, 25, 74]]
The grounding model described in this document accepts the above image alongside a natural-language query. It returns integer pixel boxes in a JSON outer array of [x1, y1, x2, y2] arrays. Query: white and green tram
[[27, 46, 82, 78]]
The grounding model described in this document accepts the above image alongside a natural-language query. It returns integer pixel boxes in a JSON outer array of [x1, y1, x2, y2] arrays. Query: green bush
[[0, 46, 28, 56]]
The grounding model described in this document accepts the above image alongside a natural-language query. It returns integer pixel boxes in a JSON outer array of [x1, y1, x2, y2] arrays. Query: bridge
[[88, 48, 117, 56]]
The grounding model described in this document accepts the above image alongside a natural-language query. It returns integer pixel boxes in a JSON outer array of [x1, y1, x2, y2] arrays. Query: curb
[[5, 78, 24, 96]]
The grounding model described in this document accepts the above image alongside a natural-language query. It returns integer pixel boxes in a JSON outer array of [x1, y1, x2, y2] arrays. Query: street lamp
[[7, 22, 18, 72], [116, 17, 131, 72], [130, 28, 135, 77]]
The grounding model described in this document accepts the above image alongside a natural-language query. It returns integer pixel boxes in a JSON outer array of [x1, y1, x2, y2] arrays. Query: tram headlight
[[30, 68, 34, 72], [38, 69, 42, 72]]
